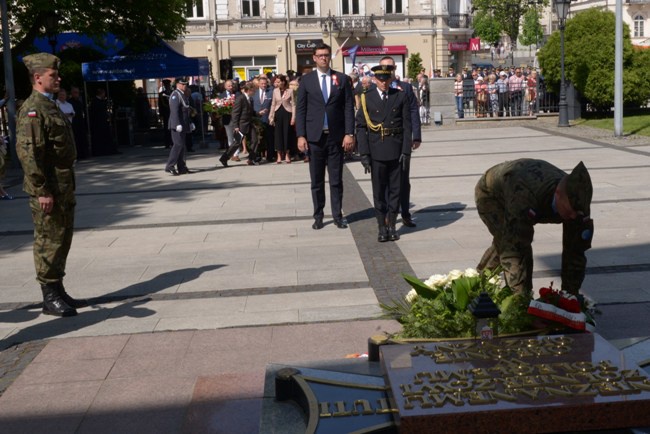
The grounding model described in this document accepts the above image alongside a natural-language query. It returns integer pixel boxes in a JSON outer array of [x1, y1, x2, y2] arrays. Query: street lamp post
[[44, 11, 59, 54], [555, 0, 571, 127], [322, 11, 337, 67]]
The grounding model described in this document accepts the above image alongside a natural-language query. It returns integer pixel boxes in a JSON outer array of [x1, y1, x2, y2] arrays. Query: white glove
[[176, 125, 183, 133], [190, 123, 196, 132]]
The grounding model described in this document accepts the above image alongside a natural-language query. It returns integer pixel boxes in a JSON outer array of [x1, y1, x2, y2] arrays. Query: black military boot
[[377, 216, 389, 242], [56, 281, 89, 309], [41, 283, 77, 317], [387, 213, 400, 241]]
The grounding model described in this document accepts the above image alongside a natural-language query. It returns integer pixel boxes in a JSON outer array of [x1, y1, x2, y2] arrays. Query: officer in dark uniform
[[158, 79, 172, 148], [16, 53, 88, 317], [475, 159, 594, 296], [356, 64, 412, 242]]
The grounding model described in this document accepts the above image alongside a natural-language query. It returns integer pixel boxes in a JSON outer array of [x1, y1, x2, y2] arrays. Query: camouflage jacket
[[478, 159, 593, 294], [16, 90, 76, 199]]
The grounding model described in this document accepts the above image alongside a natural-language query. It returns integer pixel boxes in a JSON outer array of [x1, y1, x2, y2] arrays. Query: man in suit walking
[[220, 82, 259, 166], [295, 43, 355, 230], [378, 56, 421, 228], [164, 77, 194, 176], [356, 65, 412, 242], [218, 79, 237, 160], [253, 75, 274, 161]]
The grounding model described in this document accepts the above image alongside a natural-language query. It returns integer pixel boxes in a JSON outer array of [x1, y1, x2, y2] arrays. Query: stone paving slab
[[1, 121, 650, 432]]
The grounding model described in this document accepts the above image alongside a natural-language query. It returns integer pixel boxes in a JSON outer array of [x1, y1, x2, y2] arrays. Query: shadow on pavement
[[0, 265, 222, 350]]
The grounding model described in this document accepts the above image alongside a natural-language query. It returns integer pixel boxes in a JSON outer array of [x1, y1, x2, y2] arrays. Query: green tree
[[472, 0, 548, 49], [1, 0, 191, 56], [472, 11, 502, 46], [538, 8, 650, 109], [519, 9, 543, 50], [407, 52, 424, 81]]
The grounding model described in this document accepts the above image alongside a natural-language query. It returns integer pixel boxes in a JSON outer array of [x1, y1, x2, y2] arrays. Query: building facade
[[171, 0, 476, 83]]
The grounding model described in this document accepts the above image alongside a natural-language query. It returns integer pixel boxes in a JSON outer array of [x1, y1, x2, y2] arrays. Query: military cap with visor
[[371, 64, 395, 80]]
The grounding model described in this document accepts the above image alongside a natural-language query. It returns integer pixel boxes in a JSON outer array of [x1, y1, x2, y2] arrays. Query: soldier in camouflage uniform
[[475, 159, 593, 296], [16, 53, 87, 317]]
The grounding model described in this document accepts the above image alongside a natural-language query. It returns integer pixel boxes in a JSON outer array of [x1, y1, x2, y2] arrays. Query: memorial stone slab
[[380, 333, 650, 434]]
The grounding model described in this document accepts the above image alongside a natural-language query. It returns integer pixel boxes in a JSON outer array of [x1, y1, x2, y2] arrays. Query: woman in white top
[[56, 89, 75, 122]]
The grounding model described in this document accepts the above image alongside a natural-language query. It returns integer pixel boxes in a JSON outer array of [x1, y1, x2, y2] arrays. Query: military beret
[[371, 64, 395, 80], [175, 77, 189, 85], [565, 161, 592, 215], [162, 79, 172, 84], [23, 53, 60, 71]]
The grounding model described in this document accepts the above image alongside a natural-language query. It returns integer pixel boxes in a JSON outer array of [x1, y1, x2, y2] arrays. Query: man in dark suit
[[253, 75, 274, 161], [295, 43, 355, 230], [378, 56, 421, 228], [220, 82, 259, 166], [356, 64, 412, 242], [164, 77, 193, 175], [217, 79, 237, 162]]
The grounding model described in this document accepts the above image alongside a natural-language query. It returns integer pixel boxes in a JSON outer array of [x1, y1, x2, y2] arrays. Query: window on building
[[298, 0, 316, 16], [242, 0, 260, 17], [342, 0, 360, 15], [385, 0, 403, 14], [186, 0, 205, 18], [634, 14, 645, 38]]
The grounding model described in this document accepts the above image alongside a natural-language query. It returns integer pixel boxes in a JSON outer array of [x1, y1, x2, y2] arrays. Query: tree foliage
[[472, 11, 502, 46], [538, 8, 650, 109], [472, 0, 548, 48], [407, 52, 424, 81], [1, 0, 190, 56], [519, 9, 543, 48]]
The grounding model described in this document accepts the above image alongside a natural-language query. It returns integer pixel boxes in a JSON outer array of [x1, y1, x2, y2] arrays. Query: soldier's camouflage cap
[[23, 53, 60, 71], [565, 161, 592, 215]]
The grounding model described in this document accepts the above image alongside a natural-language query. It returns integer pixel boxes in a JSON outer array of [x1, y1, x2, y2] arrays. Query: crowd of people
[[455, 65, 543, 119]]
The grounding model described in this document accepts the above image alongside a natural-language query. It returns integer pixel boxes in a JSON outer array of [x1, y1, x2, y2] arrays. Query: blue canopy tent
[[81, 40, 209, 82], [81, 40, 209, 147]]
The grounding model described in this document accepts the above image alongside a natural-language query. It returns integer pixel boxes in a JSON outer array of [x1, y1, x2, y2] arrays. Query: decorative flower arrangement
[[204, 95, 235, 117], [381, 268, 533, 339], [383, 268, 600, 340], [527, 282, 597, 332]]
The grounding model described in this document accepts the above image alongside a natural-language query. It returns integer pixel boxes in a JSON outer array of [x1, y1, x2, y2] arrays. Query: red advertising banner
[[342, 45, 408, 56], [448, 42, 470, 51], [470, 38, 481, 51]]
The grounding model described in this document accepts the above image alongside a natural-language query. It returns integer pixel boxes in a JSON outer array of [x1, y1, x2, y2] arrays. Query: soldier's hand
[[412, 140, 421, 150], [176, 125, 183, 132], [361, 155, 372, 174], [39, 195, 54, 214], [399, 154, 410, 171], [190, 123, 196, 132]]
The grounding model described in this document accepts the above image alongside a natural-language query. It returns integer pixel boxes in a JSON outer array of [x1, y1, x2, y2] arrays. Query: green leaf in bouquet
[[450, 277, 475, 310], [402, 273, 437, 299]]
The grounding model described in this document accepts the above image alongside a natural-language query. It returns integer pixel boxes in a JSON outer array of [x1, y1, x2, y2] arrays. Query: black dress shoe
[[334, 218, 348, 229], [402, 216, 417, 227], [312, 218, 324, 230], [165, 168, 179, 176], [219, 156, 228, 167], [378, 226, 389, 242], [388, 226, 400, 241]]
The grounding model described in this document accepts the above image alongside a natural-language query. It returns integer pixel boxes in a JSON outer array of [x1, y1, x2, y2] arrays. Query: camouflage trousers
[[475, 174, 533, 295], [29, 196, 75, 285]]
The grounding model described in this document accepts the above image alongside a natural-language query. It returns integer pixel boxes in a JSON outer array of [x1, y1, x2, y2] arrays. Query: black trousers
[[372, 158, 401, 219], [399, 156, 411, 218], [308, 132, 344, 220], [223, 127, 259, 162]]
